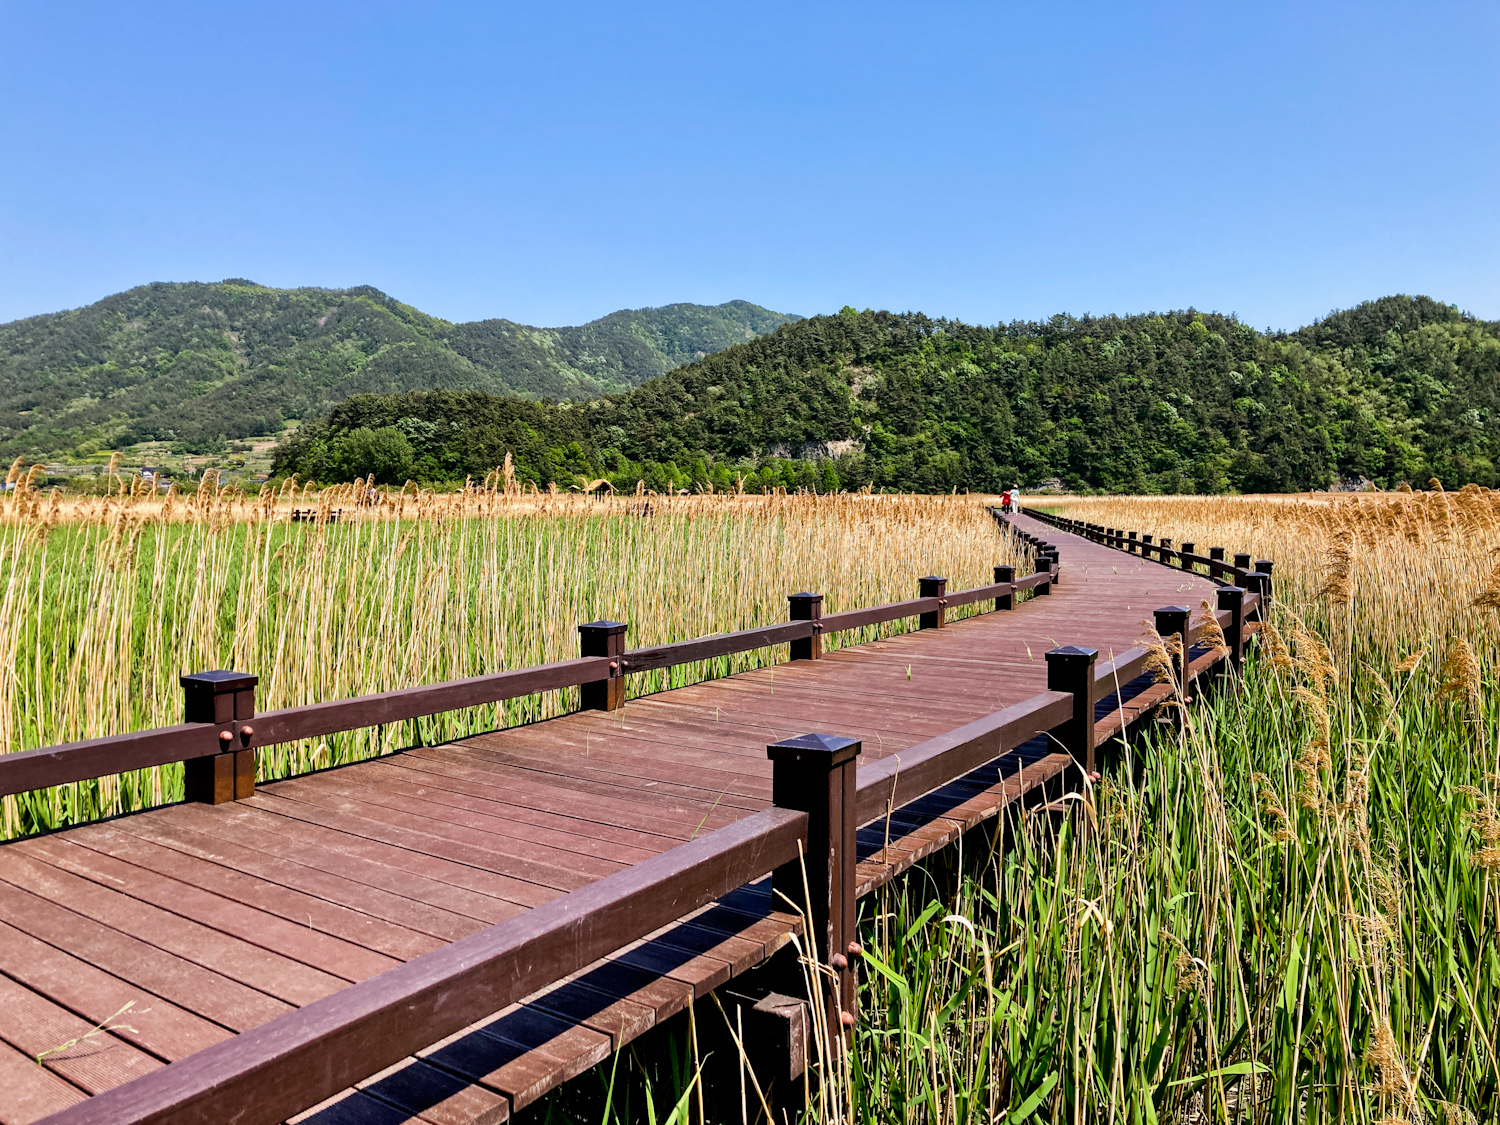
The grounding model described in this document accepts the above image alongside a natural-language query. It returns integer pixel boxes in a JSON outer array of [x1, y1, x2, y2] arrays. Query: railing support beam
[[1045, 646, 1098, 775], [579, 621, 628, 710], [1218, 586, 1246, 672], [768, 733, 861, 1044], [918, 576, 947, 629], [994, 565, 1015, 611], [788, 593, 823, 660], [182, 671, 257, 804]]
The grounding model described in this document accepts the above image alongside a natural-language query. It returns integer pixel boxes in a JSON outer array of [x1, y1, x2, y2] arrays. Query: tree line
[[272, 296, 1500, 493]]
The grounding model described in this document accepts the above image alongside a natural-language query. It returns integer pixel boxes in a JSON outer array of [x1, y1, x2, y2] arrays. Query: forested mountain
[[273, 296, 1500, 494], [0, 281, 798, 458]]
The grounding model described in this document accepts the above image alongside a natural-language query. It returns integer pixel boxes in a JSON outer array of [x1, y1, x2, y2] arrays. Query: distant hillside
[[273, 296, 1500, 494], [0, 282, 798, 458]]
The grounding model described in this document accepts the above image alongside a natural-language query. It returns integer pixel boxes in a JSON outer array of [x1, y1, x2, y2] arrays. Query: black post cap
[[767, 732, 861, 766], [180, 670, 258, 693], [578, 620, 628, 635]]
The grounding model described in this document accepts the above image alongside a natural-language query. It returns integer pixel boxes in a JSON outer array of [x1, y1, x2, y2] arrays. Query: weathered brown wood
[[768, 733, 859, 1037], [241, 792, 584, 904], [0, 1039, 86, 1122], [132, 804, 515, 933], [0, 851, 347, 1007], [262, 777, 632, 883], [65, 822, 446, 962], [944, 580, 1012, 609], [787, 592, 824, 661], [817, 595, 941, 634], [0, 971, 163, 1094], [33, 807, 807, 1125], [0, 658, 613, 800], [11, 834, 400, 983], [0, 917, 231, 1062], [1046, 646, 1098, 773], [853, 691, 1072, 825], [0, 723, 226, 800], [0, 878, 293, 1033], [624, 620, 812, 673]]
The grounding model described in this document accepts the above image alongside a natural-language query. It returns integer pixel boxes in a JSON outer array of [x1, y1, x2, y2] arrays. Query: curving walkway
[[0, 514, 1218, 1125]]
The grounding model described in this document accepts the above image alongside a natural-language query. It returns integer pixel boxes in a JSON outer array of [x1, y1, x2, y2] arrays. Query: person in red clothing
[[1000, 488, 1013, 513]]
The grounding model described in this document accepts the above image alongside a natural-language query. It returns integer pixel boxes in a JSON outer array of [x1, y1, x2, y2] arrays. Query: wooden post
[[1255, 559, 1274, 607], [182, 671, 258, 804], [1209, 546, 1225, 561], [1043, 548, 1060, 585], [1128, 531, 1138, 553], [994, 565, 1015, 611], [1034, 556, 1053, 595], [1217, 586, 1246, 671], [788, 593, 823, 661], [1141, 534, 1154, 560], [1180, 542, 1195, 571], [1045, 646, 1098, 774], [1234, 552, 1252, 572], [1153, 606, 1191, 688], [1245, 571, 1270, 622], [578, 621, 628, 711], [918, 576, 947, 629], [767, 733, 860, 1041]]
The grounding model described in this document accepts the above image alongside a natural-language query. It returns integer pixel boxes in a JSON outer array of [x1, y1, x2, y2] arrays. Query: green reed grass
[[845, 644, 1498, 1124]]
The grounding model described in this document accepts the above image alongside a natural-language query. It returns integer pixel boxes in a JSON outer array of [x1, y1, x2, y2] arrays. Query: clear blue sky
[[2, 1, 1496, 331]]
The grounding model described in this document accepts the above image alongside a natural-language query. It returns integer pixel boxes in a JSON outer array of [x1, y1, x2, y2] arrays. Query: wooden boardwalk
[[0, 513, 1223, 1125]]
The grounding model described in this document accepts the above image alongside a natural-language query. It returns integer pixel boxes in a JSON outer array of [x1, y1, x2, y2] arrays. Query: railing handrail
[[35, 804, 811, 1125], [1016, 507, 1272, 592], [0, 565, 1054, 800], [854, 690, 1073, 824]]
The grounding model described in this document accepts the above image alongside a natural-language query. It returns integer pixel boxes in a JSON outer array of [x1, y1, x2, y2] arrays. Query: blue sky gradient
[[2, 1, 1496, 329]]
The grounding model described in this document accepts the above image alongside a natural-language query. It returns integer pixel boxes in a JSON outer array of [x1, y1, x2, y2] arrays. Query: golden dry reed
[[1043, 486, 1500, 673], [0, 475, 1022, 837]]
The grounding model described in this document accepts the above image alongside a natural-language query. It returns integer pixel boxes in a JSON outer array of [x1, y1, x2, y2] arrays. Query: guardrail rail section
[[0, 507, 1269, 1125]]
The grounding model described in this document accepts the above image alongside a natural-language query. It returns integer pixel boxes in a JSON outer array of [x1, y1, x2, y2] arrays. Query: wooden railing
[[0, 567, 1054, 804], [28, 512, 1271, 1125], [1018, 506, 1274, 603]]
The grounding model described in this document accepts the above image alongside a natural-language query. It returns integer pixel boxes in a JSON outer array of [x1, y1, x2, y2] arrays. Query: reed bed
[[0, 485, 1019, 839], [835, 489, 1500, 1125]]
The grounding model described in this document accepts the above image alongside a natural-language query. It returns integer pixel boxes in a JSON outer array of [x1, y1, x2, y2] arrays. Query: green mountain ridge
[[272, 295, 1500, 494], [0, 281, 800, 458]]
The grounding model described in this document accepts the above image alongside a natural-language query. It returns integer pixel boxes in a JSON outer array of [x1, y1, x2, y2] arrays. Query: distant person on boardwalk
[[1000, 488, 1012, 513], [1010, 487, 1022, 513]]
